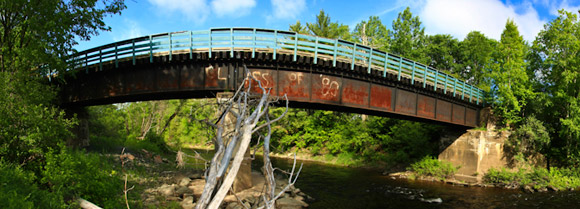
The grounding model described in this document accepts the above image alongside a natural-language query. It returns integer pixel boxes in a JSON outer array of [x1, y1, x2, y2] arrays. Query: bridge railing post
[[149, 35, 153, 63], [368, 48, 373, 74], [351, 43, 356, 70], [383, 53, 388, 77], [84, 53, 88, 74], [397, 57, 402, 81], [333, 39, 338, 67], [208, 29, 212, 58], [132, 39, 136, 65], [411, 62, 416, 85], [293, 33, 297, 62], [434, 69, 439, 91], [453, 77, 457, 97], [444, 75, 448, 94], [99, 48, 102, 71], [314, 36, 318, 64], [274, 30, 278, 60], [423, 66, 427, 88], [252, 29, 256, 58], [169, 32, 173, 61], [189, 31, 193, 59]]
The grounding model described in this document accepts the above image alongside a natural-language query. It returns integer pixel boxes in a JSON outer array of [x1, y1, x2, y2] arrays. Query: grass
[[484, 167, 580, 190], [409, 156, 459, 180]]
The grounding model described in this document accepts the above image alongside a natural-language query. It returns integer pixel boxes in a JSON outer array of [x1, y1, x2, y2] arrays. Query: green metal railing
[[70, 28, 484, 105]]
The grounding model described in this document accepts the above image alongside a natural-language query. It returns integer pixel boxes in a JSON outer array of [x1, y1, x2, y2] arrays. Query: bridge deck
[[69, 28, 484, 105]]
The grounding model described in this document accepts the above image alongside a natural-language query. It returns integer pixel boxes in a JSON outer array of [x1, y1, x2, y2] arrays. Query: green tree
[[353, 16, 389, 50], [458, 31, 497, 88], [529, 10, 580, 165], [490, 19, 534, 126], [0, 0, 126, 74], [424, 34, 461, 76], [390, 7, 427, 63], [289, 20, 309, 34], [306, 9, 351, 40]]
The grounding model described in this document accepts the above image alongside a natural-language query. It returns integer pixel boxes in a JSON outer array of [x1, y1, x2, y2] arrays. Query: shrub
[[410, 156, 458, 179], [41, 148, 124, 208], [0, 161, 64, 209]]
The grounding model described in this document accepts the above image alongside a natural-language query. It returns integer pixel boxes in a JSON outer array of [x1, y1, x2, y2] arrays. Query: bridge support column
[[438, 129, 510, 183], [64, 107, 90, 148]]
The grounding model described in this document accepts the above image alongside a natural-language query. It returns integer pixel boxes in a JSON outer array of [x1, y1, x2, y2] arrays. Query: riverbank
[[183, 144, 580, 194], [99, 147, 314, 209]]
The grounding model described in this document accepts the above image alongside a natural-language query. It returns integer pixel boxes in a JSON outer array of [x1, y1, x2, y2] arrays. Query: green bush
[[484, 167, 580, 190], [0, 161, 64, 209], [41, 148, 124, 208], [410, 156, 458, 179]]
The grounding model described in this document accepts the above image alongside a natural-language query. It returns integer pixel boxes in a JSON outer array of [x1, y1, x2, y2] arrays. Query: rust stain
[[370, 85, 392, 111], [436, 100, 452, 122], [342, 79, 369, 107], [452, 104, 466, 124], [466, 108, 477, 126], [395, 90, 416, 115], [417, 95, 435, 118]]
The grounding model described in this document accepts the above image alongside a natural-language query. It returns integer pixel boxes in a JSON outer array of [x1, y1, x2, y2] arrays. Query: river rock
[[180, 196, 195, 209], [175, 186, 193, 198], [190, 172, 203, 179], [523, 185, 535, 193], [179, 177, 191, 187], [158, 184, 176, 196], [419, 197, 442, 203], [226, 202, 251, 209], [276, 197, 309, 208], [547, 185, 559, 192]]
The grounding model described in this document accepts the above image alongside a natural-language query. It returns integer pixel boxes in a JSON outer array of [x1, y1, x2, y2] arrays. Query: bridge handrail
[[69, 28, 485, 105]]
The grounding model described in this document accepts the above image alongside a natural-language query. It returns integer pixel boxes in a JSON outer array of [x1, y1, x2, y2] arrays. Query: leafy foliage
[[490, 19, 534, 126], [505, 115, 550, 164], [484, 167, 580, 190], [0, 161, 63, 209], [390, 7, 428, 63], [41, 148, 124, 208], [410, 156, 458, 180]]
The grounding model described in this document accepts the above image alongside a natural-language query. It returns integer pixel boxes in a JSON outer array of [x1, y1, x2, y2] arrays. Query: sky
[[76, 0, 580, 51]]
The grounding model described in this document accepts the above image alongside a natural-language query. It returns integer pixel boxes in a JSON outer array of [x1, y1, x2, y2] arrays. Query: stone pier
[[438, 130, 510, 182]]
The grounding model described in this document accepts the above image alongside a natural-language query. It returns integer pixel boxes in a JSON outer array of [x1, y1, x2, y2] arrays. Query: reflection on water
[[189, 149, 580, 209], [261, 157, 580, 209]]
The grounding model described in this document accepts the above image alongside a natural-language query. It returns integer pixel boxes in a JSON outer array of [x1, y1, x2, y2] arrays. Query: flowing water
[[190, 149, 580, 208], [262, 157, 580, 209]]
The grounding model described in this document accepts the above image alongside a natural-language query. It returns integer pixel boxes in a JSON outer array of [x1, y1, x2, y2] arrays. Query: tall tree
[[529, 10, 580, 164], [289, 20, 309, 34], [353, 16, 389, 51], [0, 0, 126, 74], [458, 31, 497, 88], [424, 34, 461, 76], [0, 0, 125, 165], [490, 19, 534, 126], [390, 7, 427, 63], [306, 9, 351, 40]]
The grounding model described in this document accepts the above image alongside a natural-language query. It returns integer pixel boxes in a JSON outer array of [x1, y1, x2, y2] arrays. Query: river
[[191, 149, 580, 208]]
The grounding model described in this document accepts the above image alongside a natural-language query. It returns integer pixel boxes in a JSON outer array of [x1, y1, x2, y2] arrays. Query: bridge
[[60, 28, 485, 128]]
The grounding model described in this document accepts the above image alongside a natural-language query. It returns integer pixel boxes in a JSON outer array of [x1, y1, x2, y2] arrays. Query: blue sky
[[76, 0, 580, 51]]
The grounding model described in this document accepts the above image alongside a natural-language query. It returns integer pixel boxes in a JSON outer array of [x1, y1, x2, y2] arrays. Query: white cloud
[[419, 0, 546, 42], [148, 0, 210, 24], [549, 0, 580, 15], [113, 19, 148, 41], [211, 0, 256, 17], [270, 0, 306, 19]]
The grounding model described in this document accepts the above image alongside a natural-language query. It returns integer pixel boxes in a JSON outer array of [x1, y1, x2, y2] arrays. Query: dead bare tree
[[194, 65, 301, 209]]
